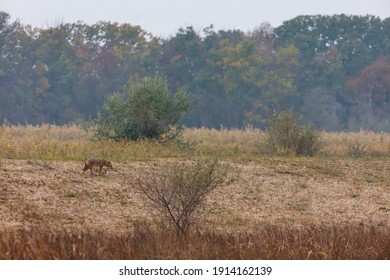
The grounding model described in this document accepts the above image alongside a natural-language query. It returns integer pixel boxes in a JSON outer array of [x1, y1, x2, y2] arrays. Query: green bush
[[94, 76, 190, 141], [296, 124, 323, 156], [264, 111, 323, 156]]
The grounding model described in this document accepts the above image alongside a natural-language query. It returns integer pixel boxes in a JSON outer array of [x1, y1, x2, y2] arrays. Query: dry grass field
[[1, 125, 390, 259]]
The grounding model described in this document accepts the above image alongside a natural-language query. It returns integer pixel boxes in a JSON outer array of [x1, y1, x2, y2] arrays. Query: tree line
[[1, 12, 389, 131]]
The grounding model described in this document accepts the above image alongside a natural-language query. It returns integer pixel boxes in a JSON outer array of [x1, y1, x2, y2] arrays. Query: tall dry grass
[[183, 126, 265, 158], [1, 124, 390, 160], [1, 224, 389, 260], [184, 127, 390, 158], [0, 124, 187, 161], [322, 131, 390, 157]]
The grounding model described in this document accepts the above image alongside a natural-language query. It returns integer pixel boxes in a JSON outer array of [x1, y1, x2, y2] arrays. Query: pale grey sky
[[2, 0, 390, 37]]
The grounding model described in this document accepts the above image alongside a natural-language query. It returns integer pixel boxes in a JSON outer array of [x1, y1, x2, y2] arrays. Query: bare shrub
[[135, 159, 228, 234]]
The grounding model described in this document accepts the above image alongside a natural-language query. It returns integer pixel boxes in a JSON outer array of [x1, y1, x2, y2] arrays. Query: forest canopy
[[1, 12, 389, 131]]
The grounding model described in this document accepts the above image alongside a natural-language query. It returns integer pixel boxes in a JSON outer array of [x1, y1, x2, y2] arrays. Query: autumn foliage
[[1, 12, 389, 131]]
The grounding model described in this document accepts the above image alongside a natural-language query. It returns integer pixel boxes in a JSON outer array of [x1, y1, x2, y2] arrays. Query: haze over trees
[[1, 11, 389, 131]]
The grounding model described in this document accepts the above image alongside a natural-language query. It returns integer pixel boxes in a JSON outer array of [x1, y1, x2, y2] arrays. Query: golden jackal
[[82, 159, 113, 175]]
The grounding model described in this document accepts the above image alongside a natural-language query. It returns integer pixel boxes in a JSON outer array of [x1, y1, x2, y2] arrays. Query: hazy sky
[[2, 0, 390, 37]]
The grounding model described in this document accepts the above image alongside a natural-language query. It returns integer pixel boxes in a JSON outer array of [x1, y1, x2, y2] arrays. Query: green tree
[[94, 76, 190, 141], [274, 15, 384, 75], [245, 44, 299, 127]]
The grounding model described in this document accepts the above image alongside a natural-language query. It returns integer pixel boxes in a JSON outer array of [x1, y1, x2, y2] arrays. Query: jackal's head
[[82, 161, 90, 171]]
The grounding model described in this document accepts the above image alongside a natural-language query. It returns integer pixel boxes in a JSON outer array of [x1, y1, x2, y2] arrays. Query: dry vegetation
[[2, 224, 389, 260], [1, 124, 390, 160], [185, 127, 390, 158], [1, 124, 390, 259]]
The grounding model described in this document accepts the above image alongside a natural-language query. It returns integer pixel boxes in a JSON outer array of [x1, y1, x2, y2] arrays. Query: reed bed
[[1, 124, 390, 160], [0, 124, 186, 161], [1, 224, 389, 260], [322, 131, 390, 157]]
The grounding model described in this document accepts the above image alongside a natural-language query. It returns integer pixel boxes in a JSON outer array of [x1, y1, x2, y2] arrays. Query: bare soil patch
[[1, 158, 389, 233]]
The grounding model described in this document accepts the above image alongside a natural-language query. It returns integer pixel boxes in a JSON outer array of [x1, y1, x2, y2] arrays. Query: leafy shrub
[[264, 111, 323, 156], [296, 125, 324, 156], [93, 76, 190, 141]]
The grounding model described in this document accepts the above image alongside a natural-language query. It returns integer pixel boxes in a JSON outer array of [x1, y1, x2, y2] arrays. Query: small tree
[[264, 110, 323, 156], [94, 76, 190, 141], [135, 159, 228, 234]]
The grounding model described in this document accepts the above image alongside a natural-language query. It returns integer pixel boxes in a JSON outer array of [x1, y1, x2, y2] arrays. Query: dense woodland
[[1, 11, 390, 131]]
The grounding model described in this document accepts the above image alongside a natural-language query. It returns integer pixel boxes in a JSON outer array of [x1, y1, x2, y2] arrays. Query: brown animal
[[82, 159, 113, 175]]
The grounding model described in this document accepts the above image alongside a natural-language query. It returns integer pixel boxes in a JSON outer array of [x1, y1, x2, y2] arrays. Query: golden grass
[[2, 124, 390, 160], [183, 126, 265, 158], [1, 224, 389, 259], [0, 124, 186, 161], [322, 131, 390, 157]]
